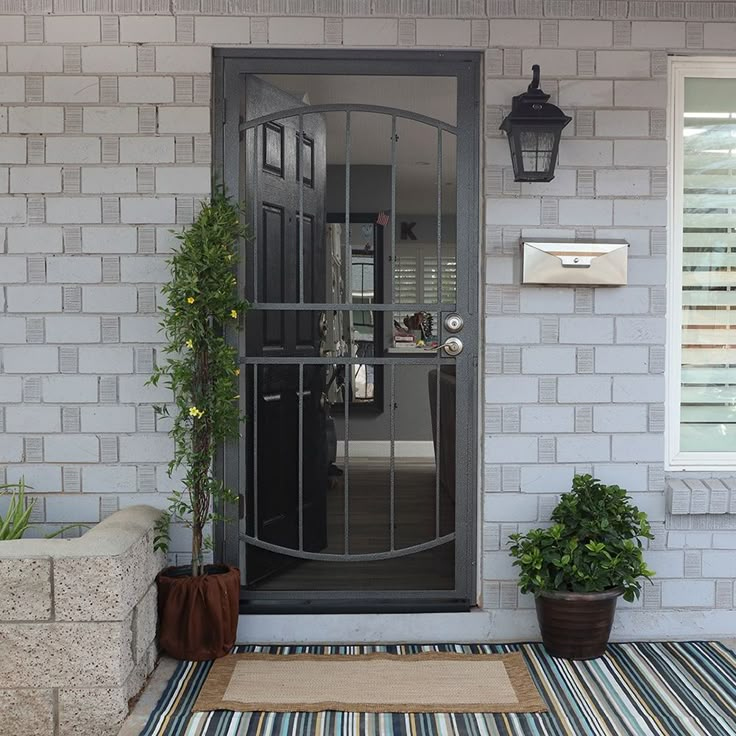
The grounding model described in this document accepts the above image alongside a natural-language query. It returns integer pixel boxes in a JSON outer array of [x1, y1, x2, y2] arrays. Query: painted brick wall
[[0, 1, 735, 638]]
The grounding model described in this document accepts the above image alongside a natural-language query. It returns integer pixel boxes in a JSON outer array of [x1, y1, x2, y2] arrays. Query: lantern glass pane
[[519, 129, 556, 174]]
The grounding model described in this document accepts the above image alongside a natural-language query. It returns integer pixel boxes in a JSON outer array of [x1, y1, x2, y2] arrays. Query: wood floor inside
[[249, 458, 456, 592]]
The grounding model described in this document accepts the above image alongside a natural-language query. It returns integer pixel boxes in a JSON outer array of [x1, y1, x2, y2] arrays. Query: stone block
[[118, 77, 174, 104], [485, 376, 539, 404], [485, 436, 539, 464], [0, 689, 54, 736], [58, 687, 128, 736], [45, 77, 100, 104], [0, 621, 132, 688], [157, 109, 210, 135], [133, 584, 158, 662], [119, 16, 176, 43], [82, 285, 137, 313], [557, 435, 610, 463], [9, 107, 64, 134], [54, 537, 154, 622], [195, 16, 251, 44], [45, 16, 101, 43], [269, 17, 325, 45], [485, 317, 540, 344], [489, 20, 540, 47], [0, 559, 51, 621]]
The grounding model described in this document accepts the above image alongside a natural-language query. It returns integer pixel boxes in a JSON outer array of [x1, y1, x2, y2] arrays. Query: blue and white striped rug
[[139, 642, 736, 736]]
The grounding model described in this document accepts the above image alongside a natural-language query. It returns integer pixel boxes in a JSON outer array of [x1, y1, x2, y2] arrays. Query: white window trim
[[667, 57, 736, 470]]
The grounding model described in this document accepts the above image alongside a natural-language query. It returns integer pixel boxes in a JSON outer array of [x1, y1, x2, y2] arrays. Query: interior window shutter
[[423, 254, 457, 303], [394, 251, 419, 304], [680, 98, 736, 453]]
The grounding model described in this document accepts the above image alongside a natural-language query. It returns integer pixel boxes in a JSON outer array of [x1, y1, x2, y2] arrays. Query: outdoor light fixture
[[500, 64, 572, 182]]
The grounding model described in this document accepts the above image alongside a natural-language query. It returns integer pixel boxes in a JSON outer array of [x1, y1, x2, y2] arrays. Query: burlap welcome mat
[[192, 651, 548, 713]]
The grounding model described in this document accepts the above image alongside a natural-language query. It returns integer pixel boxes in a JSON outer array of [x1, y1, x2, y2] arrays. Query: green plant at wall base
[[508, 474, 655, 603], [0, 479, 35, 540], [1, 479, 88, 540], [148, 190, 249, 576]]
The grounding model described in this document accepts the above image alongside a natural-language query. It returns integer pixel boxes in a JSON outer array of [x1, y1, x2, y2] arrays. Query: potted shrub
[[149, 190, 248, 661], [509, 474, 655, 660]]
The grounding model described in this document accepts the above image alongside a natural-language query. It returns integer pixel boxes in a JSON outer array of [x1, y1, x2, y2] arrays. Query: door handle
[[426, 336, 463, 357], [296, 390, 312, 398]]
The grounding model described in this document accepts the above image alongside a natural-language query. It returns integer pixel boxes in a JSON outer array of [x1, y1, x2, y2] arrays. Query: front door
[[218, 51, 480, 612], [240, 76, 328, 585]]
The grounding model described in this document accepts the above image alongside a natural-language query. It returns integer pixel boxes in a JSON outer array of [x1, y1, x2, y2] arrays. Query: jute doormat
[[192, 652, 548, 713]]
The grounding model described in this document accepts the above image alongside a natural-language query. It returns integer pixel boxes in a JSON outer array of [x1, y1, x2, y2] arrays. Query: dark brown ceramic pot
[[535, 588, 622, 660], [157, 564, 240, 661]]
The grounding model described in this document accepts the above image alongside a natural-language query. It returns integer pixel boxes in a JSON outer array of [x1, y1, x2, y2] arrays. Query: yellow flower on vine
[[234, 368, 240, 376], [231, 309, 238, 319], [189, 406, 205, 418], [226, 254, 233, 262], [187, 296, 195, 304], [185, 339, 193, 349]]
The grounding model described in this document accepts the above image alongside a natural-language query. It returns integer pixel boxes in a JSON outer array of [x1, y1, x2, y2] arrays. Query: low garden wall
[[0, 505, 166, 736]]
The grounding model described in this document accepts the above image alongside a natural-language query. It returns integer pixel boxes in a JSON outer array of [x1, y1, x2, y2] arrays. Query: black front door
[[241, 76, 328, 584]]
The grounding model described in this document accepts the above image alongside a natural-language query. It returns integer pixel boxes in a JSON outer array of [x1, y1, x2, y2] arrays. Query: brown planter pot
[[535, 588, 622, 660], [157, 564, 240, 661]]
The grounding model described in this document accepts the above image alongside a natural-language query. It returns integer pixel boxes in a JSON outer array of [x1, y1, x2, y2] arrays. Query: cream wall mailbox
[[521, 239, 629, 286]]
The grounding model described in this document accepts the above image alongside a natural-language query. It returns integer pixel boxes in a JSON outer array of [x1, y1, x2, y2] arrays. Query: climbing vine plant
[[149, 190, 248, 576]]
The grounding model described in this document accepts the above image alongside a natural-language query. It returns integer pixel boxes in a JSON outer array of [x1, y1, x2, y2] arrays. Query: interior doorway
[[215, 51, 480, 613]]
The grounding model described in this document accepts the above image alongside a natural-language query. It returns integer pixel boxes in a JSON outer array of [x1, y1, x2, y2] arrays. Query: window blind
[[680, 79, 736, 453]]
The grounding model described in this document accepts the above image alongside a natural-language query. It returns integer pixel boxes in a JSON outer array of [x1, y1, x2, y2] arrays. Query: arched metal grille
[[239, 103, 457, 562]]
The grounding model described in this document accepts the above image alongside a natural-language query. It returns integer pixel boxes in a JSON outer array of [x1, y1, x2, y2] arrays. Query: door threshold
[[237, 609, 493, 644]]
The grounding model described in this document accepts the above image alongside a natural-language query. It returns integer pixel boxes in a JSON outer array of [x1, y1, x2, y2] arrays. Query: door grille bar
[[390, 115, 397, 299], [298, 113, 304, 305], [298, 363, 304, 551], [239, 103, 458, 135], [240, 355, 454, 365], [343, 109, 351, 556], [243, 533, 456, 562], [251, 127, 259, 303], [244, 302, 457, 312], [436, 129, 443, 305], [389, 362, 396, 552], [252, 365, 259, 539]]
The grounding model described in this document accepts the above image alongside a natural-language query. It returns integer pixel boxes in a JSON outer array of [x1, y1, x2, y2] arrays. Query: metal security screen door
[[216, 51, 480, 612]]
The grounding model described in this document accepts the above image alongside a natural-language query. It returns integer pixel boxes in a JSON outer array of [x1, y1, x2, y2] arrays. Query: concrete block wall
[[0, 505, 165, 736], [0, 1, 734, 637]]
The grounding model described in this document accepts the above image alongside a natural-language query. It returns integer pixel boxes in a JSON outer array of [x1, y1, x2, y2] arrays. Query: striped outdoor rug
[[139, 642, 736, 736]]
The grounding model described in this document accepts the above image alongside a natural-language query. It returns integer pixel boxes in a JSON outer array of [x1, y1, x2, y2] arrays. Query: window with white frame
[[669, 59, 736, 468]]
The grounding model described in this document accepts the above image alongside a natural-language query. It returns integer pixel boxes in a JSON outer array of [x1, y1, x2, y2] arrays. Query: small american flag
[[375, 211, 390, 227]]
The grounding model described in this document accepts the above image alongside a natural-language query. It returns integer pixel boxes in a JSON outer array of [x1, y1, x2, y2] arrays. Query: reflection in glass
[[679, 78, 736, 453], [327, 215, 384, 411], [245, 362, 455, 592]]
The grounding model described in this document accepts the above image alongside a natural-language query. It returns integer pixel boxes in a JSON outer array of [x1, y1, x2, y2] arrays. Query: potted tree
[[149, 190, 248, 661], [509, 474, 655, 660]]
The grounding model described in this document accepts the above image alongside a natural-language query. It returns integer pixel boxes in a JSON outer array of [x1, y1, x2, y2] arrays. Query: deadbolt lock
[[444, 313, 464, 333]]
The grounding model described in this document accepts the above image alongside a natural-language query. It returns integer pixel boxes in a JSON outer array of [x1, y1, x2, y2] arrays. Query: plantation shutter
[[394, 245, 457, 304], [680, 78, 736, 452], [423, 255, 457, 303], [394, 251, 419, 304]]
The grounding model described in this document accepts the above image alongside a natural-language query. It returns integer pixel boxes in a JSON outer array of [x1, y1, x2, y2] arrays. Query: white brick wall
[[1, 3, 735, 635]]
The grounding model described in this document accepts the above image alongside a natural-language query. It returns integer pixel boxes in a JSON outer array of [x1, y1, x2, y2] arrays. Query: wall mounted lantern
[[499, 64, 572, 182]]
